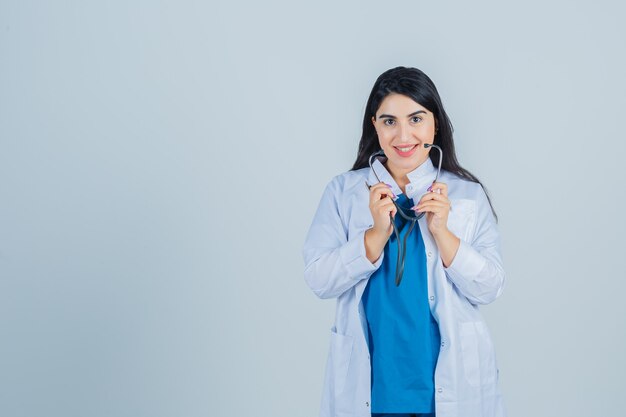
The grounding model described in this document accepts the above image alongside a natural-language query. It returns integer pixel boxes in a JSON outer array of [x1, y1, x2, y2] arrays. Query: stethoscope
[[366, 144, 443, 286]]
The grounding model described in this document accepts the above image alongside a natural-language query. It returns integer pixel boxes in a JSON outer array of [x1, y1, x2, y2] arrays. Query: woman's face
[[371, 93, 437, 177]]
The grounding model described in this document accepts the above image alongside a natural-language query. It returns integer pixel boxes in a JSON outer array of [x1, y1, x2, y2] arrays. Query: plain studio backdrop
[[1, 1, 625, 416]]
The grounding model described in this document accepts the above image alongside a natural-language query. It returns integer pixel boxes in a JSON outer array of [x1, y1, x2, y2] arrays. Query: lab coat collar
[[367, 156, 437, 201]]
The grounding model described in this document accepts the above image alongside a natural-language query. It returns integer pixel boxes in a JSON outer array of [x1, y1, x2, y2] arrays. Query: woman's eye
[[384, 119, 395, 126], [411, 116, 422, 123]]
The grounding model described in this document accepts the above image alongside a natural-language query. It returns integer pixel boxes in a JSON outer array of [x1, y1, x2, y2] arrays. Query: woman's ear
[[371, 116, 376, 125]]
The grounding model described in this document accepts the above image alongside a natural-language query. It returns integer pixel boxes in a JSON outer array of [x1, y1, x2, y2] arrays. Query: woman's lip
[[393, 144, 418, 157]]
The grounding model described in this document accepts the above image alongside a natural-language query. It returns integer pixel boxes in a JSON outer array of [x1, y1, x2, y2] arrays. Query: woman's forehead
[[377, 94, 430, 116]]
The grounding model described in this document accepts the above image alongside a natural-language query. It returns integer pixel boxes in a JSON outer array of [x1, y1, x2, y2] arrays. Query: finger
[[382, 198, 398, 217], [372, 195, 395, 207], [370, 189, 395, 205], [414, 206, 446, 215], [415, 199, 451, 210], [427, 182, 448, 196], [413, 200, 451, 212], [416, 198, 450, 211], [369, 182, 396, 201], [411, 192, 450, 208], [370, 181, 395, 190], [367, 182, 388, 193], [373, 197, 397, 213], [372, 200, 397, 221]]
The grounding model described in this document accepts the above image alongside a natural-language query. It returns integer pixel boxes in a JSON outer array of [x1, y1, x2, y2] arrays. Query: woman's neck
[[384, 162, 410, 194]]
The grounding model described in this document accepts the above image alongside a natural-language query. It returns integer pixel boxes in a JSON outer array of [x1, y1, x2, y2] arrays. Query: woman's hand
[[412, 181, 460, 267], [367, 182, 397, 238], [411, 181, 452, 237], [363, 181, 396, 263]]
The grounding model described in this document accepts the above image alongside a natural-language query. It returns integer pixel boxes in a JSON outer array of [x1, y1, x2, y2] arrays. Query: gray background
[[1, 1, 624, 416]]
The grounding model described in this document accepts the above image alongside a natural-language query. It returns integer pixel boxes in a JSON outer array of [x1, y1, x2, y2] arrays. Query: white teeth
[[397, 145, 415, 152]]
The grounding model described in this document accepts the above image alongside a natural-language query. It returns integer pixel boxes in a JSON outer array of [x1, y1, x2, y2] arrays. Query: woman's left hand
[[411, 182, 452, 237]]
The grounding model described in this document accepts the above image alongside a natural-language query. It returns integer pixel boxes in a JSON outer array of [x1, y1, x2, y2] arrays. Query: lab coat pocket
[[447, 199, 476, 242], [329, 326, 354, 396], [459, 321, 496, 388]]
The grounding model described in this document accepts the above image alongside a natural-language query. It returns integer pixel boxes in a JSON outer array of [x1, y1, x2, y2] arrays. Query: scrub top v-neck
[[361, 193, 441, 414]]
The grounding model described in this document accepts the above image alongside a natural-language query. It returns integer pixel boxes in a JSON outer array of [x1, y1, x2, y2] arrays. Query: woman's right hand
[[364, 182, 396, 263], [368, 182, 397, 239]]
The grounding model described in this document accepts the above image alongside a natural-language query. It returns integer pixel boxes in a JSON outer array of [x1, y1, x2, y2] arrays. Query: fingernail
[[385, 182, 393, 188], [427, 185, 433, 192]]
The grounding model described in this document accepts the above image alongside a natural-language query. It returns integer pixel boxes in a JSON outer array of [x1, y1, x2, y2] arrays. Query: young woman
[[302, 66, 507, 417]]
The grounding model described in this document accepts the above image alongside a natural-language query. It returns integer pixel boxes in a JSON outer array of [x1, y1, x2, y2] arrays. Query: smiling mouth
[[394, 144, 418, 152]]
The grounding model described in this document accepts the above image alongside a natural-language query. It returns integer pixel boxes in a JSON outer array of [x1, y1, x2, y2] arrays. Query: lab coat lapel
[[367, 158, 402, 198], [405, 157, 438, 200]]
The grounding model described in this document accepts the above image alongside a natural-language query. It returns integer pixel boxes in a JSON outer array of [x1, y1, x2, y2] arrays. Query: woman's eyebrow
[[379, 110, 427, 119]]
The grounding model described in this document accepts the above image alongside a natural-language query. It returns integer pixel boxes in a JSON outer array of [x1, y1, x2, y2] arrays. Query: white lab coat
[[302, 157, 507, 417]]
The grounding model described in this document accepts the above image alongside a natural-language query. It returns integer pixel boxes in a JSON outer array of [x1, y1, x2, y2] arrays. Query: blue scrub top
[[362, 193, 441, 414]]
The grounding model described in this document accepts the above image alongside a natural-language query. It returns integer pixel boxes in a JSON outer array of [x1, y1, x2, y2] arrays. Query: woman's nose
[[398, 121, 413, 141]]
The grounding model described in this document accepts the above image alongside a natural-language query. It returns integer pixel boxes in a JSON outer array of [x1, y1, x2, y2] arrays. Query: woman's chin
[[391, 155, 425, 169]]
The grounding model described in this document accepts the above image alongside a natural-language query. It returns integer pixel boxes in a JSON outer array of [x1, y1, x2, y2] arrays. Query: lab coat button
[[365, 401, 369, 407], [427, 251, 433, 257], [437, 387, 443, 393], [441, 340, 445, 347], [429, 295, 435, 301]]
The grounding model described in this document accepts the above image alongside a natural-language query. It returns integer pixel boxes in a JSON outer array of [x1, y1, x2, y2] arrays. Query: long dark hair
[[351, 66, 498, 222]]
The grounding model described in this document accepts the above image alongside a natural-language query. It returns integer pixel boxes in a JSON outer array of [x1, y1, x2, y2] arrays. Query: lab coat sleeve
[[302, 177, 384, 299], [443, 185, 506, 305]]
